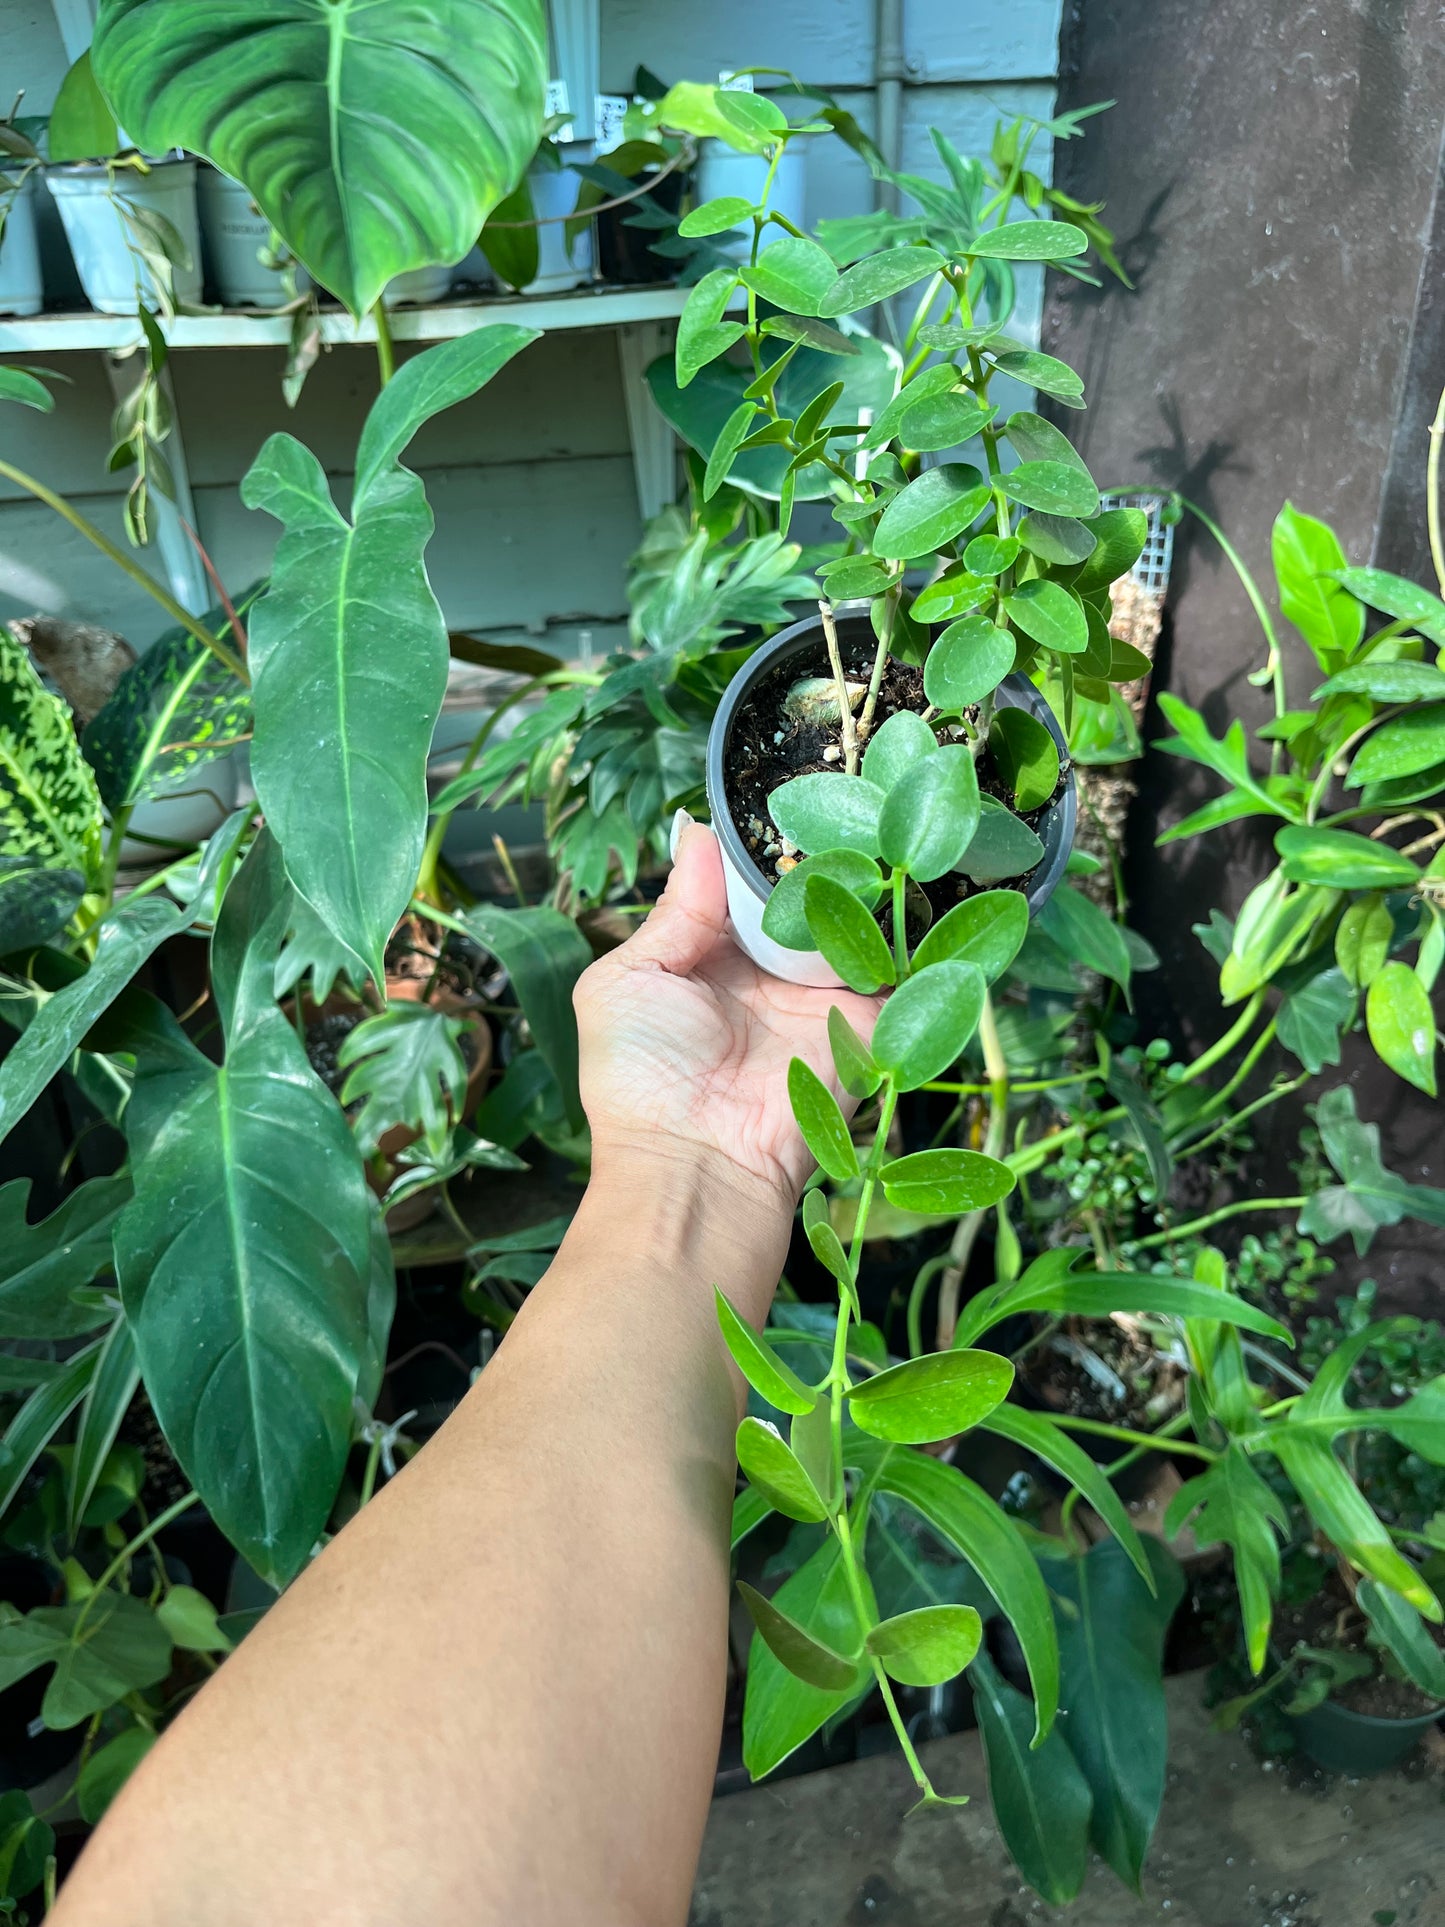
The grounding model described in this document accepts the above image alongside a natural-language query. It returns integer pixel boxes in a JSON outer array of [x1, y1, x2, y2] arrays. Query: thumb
[[622, 812, 728, 976]]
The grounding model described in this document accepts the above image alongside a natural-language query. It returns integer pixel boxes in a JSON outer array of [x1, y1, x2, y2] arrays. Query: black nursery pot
[[1287, 1693, 1442, 1776], [596, 169, 687, 284], [703, 607, 1076, 986]]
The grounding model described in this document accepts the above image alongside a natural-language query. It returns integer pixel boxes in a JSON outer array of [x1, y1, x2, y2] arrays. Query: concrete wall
[[0, 1, 1062, 651]]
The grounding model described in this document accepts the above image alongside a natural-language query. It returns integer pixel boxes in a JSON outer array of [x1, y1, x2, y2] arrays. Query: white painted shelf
[[0, 282, 704, 353]]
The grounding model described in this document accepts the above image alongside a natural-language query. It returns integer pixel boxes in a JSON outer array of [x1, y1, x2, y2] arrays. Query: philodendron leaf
[[82, 592, 256, 809], [244, 328, 538, 986], [76, 1728, 156, 1826], [802, 873, 895, 994], [736, 1580, 861, 1691], [1348, 703, 1445, 786], [881, 1148, 1015, 1215], [1357, 1579, 1445, 1699], [92, 0, 548, 315], [114, 834, 377, 1587], [981, 1405, 1153, 1585], [0, 620, 104, 945], [911, 890, 1028, 979], [0, 1175, 130, 1339], [1166, 1447, 1287, 1675], [714, 1288, 817, 1416], [0, 1340, 103, 1520], [0, 367, 56, 411], [1332, 566, 1445, 645], [65, 1318, 140, 1535], [156, 1583, 232, 1655], [866, 1603, 982, 1686], [878, 745, 981, 882], [1366, 961, 1438, 1094], [847, 1348, 1013, 1444], [461, 902, 591, 1134], [1271, 502, 1362, 668], [870, 959, 986, 1089], [0, 1593, 172, 1729], [1271, 1429, 1441, 1615], [735, 1417, 828, 1524], [787, 1057, 859, 1180], [971, 1649, 1090, 1904], [337, 1002, 468, 1160]]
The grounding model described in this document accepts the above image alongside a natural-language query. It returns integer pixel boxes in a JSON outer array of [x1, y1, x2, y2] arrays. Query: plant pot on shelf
[[46, 157, 203, 315], [381, 262, 454, 307], [197, 165, 288, 307], [523, 156, 594, 293], [0, 172, 44, 316], [596, 166, 686, 285], [695, 142, 806, 260], [1286, 1690, 1442, 1776], [704, 607, 1076, 988]]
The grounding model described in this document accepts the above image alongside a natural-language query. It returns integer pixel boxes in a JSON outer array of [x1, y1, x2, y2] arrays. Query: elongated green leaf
[[0, 1339, 102, 1519], [0, 621, 103, 940], [1038, 884, 1131, 993], [0, 1175, 129, 1339], [82, 593, 256, 810], [955, 1248, 1290, 1349], [871, 959, 985, 1090], [802, 873, 895, 993], [66, 1318, 139, 1535], [731, 1483, 773, 1549], [847, 1348, 1013, 1444], [461, 901, 590, 1133], [742, 1536, 872, 1776], [1050, 1538, 1184, 1890], [1271, 1430, 1440, 1614], [735, 1418, 828, 1523], [1166, 1447, 1286, 1674], [0, 368, 56, 412], [1332, 566, 1445, 645], [1335, 893, 1393, 988], [763, 851, 882, 953], [959, 796, 1046, 883], [1366, 961, 1437, 1095], [93, 0, 548, 315], [46, 48, 118, 161], [881, 1147, 1014, 1214], [827, 1005, 881, 1099], [878, 745, 981, 882], [1315, 660, 1445, 702], [971, 1649, 1090, 1903], [0, 813, 246, 1149], [969, 219, 1087, 262], [1271, 503, 1362, 667], [1357, 1579, 1445, 1698], [787, 1056, 859, 1180], [1276, 825, 1419, 890], [244, 329, 537, 984], [866, 1603, 981, 1686], [1350, 703, 1445, 786], [980, 1405, 1152, 1585], [114, 835, 374, 1586], [818, 246, 944, 315], [714, 1288, 816, 1416], [911, 890, 1028, 980], [801, 1190, 855, 1302], [76, 1727, 156, 1825], [676, 268, 745, 386], [989, 708, 1061, 812], [874, 464, 990, 559], [923, 616, 1015, 711], [852, 1442, 1058, 1738], [704, 400, 757, 500]]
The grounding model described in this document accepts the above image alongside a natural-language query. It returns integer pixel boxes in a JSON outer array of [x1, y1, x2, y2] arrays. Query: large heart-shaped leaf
[[92, 0, 548, 315], [0, 621, 103, 951], [243, 328, 538, 985], [114, 835, 378, 1586]]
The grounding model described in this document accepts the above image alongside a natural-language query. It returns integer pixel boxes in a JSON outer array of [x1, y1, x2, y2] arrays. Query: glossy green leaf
[[740, 236, 837, 316], [1357, 1580, 1445, 1699], [655, 81, 780, 154], [802, 873, 895, 994], [963, 533, 1021, 577], [703, 400, 757, 501], [768, 771, 884, 857], [742, 1536, 871, 1776], [0, 860, 85, 957], [898, 391, 994, 452], [737, 1580, 860, 1690], [1017, 511, 1097, 566], [76, 1727, 156, 1825], [762, 850, 882, 952], [1335, 897, 1398, 995], [881, 1147, 1015, 1215], [714, 1287, 817, 1416], [1004, 580, 1089, 654], [858, 363, 957, 452], [860, 708, 937, 793], [911, 889, 1028, 979], [92, 0, 548, 315], [274, 891, 366, 1005], [866, 1603, 981, 1686], [0, 1592, 171, 1729], [1366, 961, 1437, 1094], [676, 268, 745, 385], [66, 1318, 140, 1536], [1348, 703, 1445, 786], [1315, 659, 1445, 703], [1002, 460, 1099, 519], [852, 1441, 1058, 1738], [0, 367, 56, 412], [909, 567, 990, 625], [47, 49, 118, 161], [801, 1190, 855, 1302], [1050, 1538, 1184, 1889], [0, 1175, 129, 1339], [971, 1649, 1090, 1903], [1271, 502, 1362, 667], [958, 796, 1046, 883], [735, 1418, 828, 1523], [337, 1003, 468, 1160], [1271, 1429, 1440, 1614], [989, 708, 1061, 811], [818, 245, 944, 315], [848, 1348, 1012, 1445], [874, 464, 991, 560], [989, 348, 1085, 408], [1332, 566, 1445, 645], [955, 1247, 1290, 1349], [1038, 884, 1130, 994], [1275, 824, 1419, 890], [461, 903, 591, 1133], [872, 959, 985, 1089], [0, 621, 103, 928], [923, 615, 1015, 710], [787, 1056, 859, 1180], [980, 1405, 1152, 1584], [115, 836, 375, 1587], [0, 1340, 102, 1519], [827, 1005, 882, 1099], [878, 745, 981, 882], [969, 219, 1087, 261], [678, 195, 754, 237], [1001, 411, 1089, 472], [157, 1583, 233, 1654], [1276, 961, 1355, 1074], [1166, 1448, 1286, 1674]]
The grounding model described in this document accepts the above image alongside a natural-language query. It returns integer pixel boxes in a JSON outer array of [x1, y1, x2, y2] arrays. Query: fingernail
[[669, 806, 695, 862]]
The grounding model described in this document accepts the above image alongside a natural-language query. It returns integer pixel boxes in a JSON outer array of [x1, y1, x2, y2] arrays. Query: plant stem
[[935, 992, 1009, 1350], [1174, 1070, 1311, 1161], [77, 1490, 198, 1633], [1429, 383, 1445, 598], [0, 457, 245, 681], [373, 299, 395, 386], [926, 1072, 1094, 1096], [890, 867, 909, 980], [1175, 993, 1266, 1084], [819, 598, 860, 774], [358, 1433, 385, 1510], [1049, 1416, 1215, 1460], [857, 584, 899, 742], [1185, 1017, 1280, 1127], [1181, 496, 1288, 756], [1128, 1194, 1308, 1253]]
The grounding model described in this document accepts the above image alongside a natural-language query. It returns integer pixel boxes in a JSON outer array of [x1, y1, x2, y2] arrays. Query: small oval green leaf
[[866, 1603, 983, 1686], [736, 1416, 829, 1523], [881, 1147, 1017, 1214], [874, 464, 991, 560], [861, 707, 938, 793], [736, 1579, 861, 1689], [1366, 961, 1438, 1095], [924, 616, 1016, 711], [847, 1348, 1014, 1444], [878, 745, 981, 882], [762, 849, 883, 952], [989, 708, 1061, 811], [803, 873, 896, 994], [714, 1287, 818, 1415], [827, 1006, 882, 1099], [768, 772, 885, 857], [871, 959, 986, 1090], [1004, 580, 1089, 654], [787, 1057, 861, 1180]]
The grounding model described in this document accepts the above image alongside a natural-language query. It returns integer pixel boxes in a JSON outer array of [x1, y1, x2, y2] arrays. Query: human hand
[[573, 818, 881, 1209]]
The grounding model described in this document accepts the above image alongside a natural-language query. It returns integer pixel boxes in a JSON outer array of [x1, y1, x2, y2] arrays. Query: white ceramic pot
[[695, 144, 806, 260], [522, 157, 593, 294], [704, 610, 1077, 986], [197, 166, 288, 307], [116, 752, 241, 866], [47, 158, 203, 315], [0, 173, 44, 317], [546, 0, 600, 143], [450, 243, 496, 293], [382, 262, 454, 306]]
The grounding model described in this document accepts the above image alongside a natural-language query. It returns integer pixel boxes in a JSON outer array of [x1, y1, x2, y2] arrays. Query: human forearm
[[53, 1151, 790, 1927]]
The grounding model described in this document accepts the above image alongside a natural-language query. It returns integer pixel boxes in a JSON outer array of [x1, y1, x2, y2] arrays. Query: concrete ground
[[691, 1674, 1443, 1927]]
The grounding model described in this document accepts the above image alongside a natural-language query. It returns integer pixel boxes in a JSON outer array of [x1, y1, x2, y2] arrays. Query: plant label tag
[[719, 71, 755, 92], [546, 79, 575, 143], [595, 95, 628, 154]]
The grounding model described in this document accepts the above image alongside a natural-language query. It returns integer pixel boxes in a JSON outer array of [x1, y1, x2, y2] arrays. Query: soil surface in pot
[[723, 637, 1065, 927], [1276, 1573, 1445, 1718], [1016, 1314, 1186, 1432]]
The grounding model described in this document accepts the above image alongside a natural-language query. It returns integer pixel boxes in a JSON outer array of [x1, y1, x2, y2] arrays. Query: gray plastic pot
[[704, 606, 1076, 987], [1287, 1692, 1442, 1775]]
